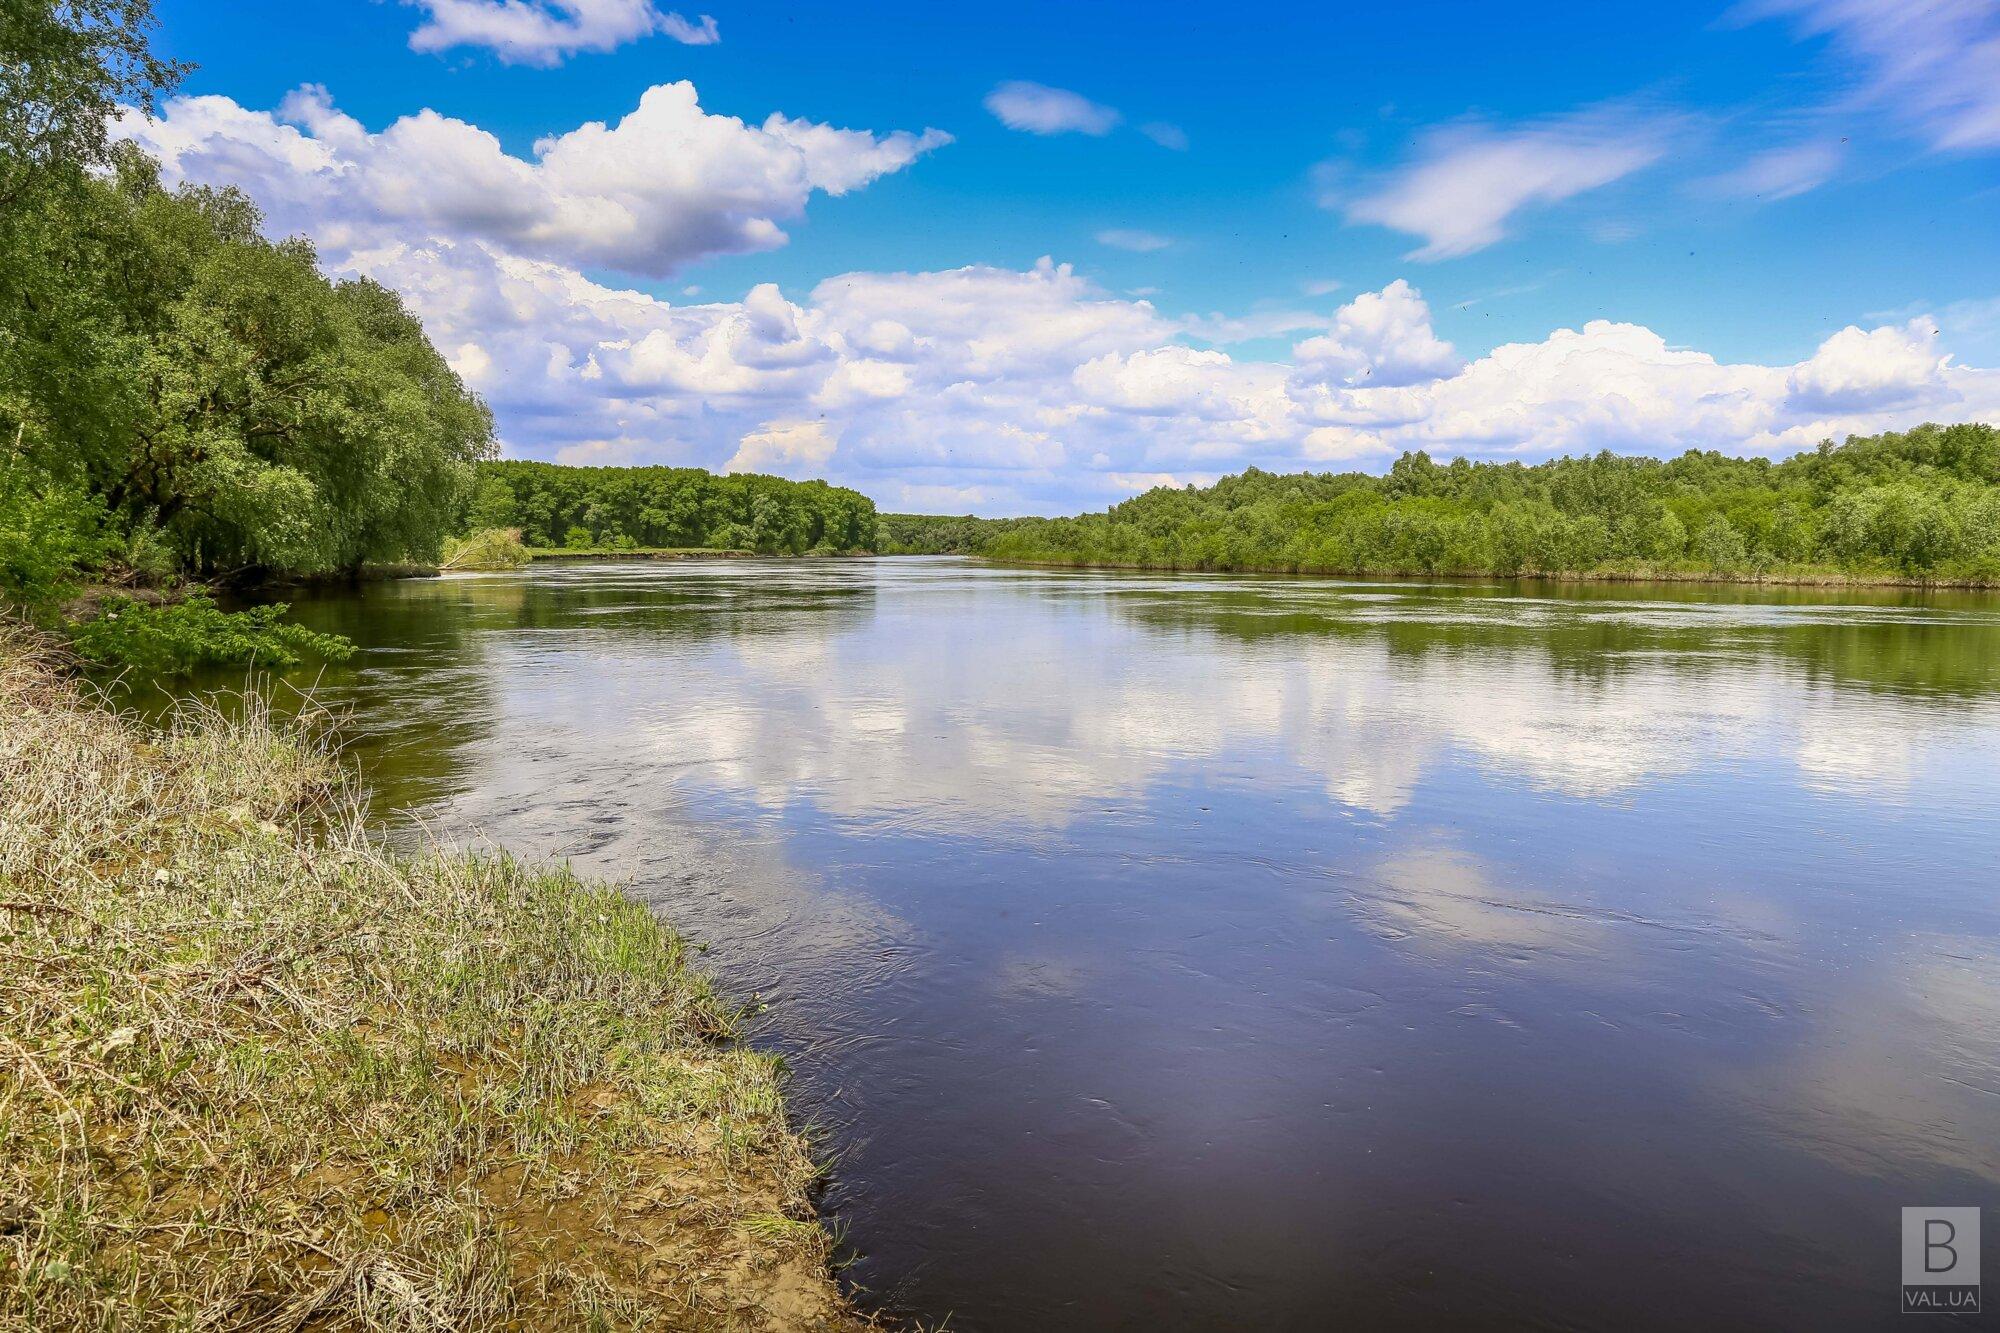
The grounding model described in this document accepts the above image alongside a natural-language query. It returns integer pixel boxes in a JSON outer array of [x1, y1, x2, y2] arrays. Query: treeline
[[917, 424, 2000, 583], [876, 512, 1040, 554], [2, 1, 491, 665], [466, 461, 878, 554]]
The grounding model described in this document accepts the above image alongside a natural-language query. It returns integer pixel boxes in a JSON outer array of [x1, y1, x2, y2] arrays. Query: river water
[[212, 558, 2000, 1329]]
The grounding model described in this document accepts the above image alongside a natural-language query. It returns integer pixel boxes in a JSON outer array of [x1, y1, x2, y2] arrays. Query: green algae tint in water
[[206, 559, 2000, 1330]]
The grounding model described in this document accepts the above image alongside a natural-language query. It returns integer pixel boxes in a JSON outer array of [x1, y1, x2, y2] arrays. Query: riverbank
[[527, 545, 757, 562], [979, 554, 2000, 590], [0, 628, 867, 1330]]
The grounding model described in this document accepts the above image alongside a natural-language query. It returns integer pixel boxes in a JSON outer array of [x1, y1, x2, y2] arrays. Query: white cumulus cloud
[[115, 84, 2000, 515], [1290, 279, 1460, 388], [116, 84, 948, 280], [727, 420, 839, 477], [1787, 319, 1952, 412]]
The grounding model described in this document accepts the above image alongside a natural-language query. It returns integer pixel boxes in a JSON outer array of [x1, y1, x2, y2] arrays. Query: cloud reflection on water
[[520, 566, 2000, 829]]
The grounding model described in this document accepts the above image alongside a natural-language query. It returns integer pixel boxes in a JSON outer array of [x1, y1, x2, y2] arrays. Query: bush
[[0, 455, 108, 610], [1695, 514, 1749, 573], [65, 595, 355, 672], [440, 526, 529, 571]]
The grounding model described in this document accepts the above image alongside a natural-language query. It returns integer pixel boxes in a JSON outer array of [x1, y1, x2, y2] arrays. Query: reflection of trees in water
[[191, 568, 873, 811], [1102, 581, 2000, 703], [121, 564, 2000, 1207], [300, 567, 879, 817], [525, 575, 1879, 821], [455, 566, 880, 642]]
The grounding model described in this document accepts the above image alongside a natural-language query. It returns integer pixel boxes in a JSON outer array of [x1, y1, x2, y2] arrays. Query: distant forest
[[466, 460, 879, 555], [881, 424, 2000, 582], [876, 512, 1043, 554]]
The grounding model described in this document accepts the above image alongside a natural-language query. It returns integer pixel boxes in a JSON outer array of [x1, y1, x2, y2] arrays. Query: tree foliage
[[4, 151, 495, 578], [903, 425, 2000, 583], [1, 0, 490, 670], [877, 511, 1041, 554], [466, 460, 879, 555], [65, 594, 356, 671], [0, 0, 184, 199]]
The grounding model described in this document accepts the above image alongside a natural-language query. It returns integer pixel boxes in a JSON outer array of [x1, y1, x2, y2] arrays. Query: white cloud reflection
[[485, 572, 2000, 831]]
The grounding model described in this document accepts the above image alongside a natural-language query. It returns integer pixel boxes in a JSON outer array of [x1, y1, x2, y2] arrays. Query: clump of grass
[[0, 625, 867, 1331]]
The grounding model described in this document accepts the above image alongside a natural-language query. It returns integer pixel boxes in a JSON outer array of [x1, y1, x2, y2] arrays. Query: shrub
[[440, 526, 529, 571], [1695, 514, 1749, 573], [0, 455, 108, 610], [64, 595, 355, 672]]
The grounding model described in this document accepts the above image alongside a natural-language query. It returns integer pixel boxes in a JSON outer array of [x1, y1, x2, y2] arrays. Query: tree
[[4, 151, 493, 578], [0, 0, 184, 198], [949, 424, 2000, 583], [465, 460, 879, 555]]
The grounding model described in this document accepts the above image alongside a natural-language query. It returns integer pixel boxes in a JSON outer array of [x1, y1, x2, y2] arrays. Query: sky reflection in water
[[241, 559, 2000, 1330]]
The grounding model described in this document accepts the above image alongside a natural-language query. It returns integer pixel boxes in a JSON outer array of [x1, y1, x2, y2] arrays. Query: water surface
[[214, 559, 2000, 1329]]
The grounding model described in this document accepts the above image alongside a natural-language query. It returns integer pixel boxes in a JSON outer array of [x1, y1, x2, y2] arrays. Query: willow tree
[[4, 0, 493, 581]]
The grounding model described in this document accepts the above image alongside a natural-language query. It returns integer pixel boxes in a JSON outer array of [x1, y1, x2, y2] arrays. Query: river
[[199, 557, 2000, 1329]]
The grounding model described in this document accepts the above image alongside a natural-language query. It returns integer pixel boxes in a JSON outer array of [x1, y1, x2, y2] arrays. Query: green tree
[[0, 0, 183, 198], [0, 0, 491, 672], [948, 424, 2000, 585], [465, 460, 878, 555], [5, 155, 492, 577]]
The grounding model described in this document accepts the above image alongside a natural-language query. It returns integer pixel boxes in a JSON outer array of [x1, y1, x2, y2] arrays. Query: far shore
[[524, 545, 757, 561], [351, 544, 2000, 593], [972, 555, 2000, 591]]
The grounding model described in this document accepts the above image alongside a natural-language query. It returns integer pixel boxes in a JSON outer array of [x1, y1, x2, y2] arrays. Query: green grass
[[0, 626, 867, 1331]]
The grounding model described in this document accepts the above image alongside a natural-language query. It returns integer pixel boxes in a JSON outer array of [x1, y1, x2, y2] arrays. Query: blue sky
[[131, 0, 2000, 513]]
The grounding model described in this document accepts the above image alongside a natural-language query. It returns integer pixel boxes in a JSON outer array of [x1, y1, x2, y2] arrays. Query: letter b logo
[[1925, 1220, 1957, 1274], [1903, 1208, 1980, 1315]]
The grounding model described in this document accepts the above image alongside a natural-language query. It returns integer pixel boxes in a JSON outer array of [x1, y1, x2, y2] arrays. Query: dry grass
[[0, 625, 869, 1331]]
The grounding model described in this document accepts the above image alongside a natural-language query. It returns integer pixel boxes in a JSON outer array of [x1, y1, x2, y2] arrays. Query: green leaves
[[5, 1, 491, 584], [64, 595, 354, 672], [0, 451, 110, 606], [0, 2, 474, 679], [0, 0, 185, 186], [3, 150, 495, 579], [966, 424, 2000, 583], [470, 460, 878, 555]]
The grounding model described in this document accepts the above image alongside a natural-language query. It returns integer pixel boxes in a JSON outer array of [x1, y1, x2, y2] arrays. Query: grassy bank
[[0, 629, 866, 1331]]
